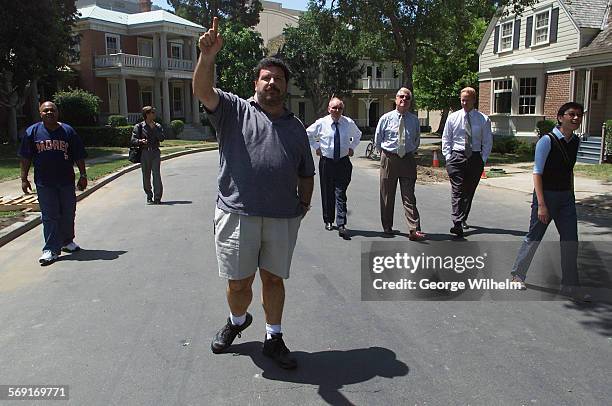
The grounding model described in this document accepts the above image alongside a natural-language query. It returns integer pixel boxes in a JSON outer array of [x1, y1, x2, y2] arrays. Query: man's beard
[[256, 87, 285, 107]]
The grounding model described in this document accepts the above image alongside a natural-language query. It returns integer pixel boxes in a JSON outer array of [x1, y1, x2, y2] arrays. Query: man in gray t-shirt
[[194, 17, 315, 370]]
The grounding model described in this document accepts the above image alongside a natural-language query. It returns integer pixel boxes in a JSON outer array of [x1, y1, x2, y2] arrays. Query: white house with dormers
[[477, 0, 612, 162]]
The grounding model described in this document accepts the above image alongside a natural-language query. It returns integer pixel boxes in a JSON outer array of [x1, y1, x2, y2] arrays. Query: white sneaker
[[39, 250, 58, 265], [62, 241, 80, 252]]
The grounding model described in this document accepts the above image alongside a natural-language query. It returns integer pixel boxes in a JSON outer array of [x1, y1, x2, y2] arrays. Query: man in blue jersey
[[19, 101, 88, 265]]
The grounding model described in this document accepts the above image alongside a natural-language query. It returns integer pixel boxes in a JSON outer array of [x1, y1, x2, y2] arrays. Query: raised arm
[[193, 17, 223, 112]]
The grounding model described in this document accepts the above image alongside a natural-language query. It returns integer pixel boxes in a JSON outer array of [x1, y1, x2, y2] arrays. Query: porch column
[[184, 80, 192, 123], [119, 75, 128, 116], [569, 69, 576, 100], [162, 77, 171, 124], [582, 69, 592, 135], [191, 80, 200, 124], [160, 32, 168, 71], [153, 33, 160, 69], [153, 78, 162, 113], [191, 36, 198, 66]]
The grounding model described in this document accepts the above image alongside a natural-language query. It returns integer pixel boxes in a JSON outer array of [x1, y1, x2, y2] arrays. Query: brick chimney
[[138, 0, 152, 12]]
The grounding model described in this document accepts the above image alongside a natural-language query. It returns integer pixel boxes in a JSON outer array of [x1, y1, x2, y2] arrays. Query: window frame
[[518, 77, 537, 115], [498, 20, 515, 53], [532, 9, 551, 46], [493, 78, 513, 114], [105, 33, 121, 55], [169, 42, 183, 60], [592, 80, 604, 103]]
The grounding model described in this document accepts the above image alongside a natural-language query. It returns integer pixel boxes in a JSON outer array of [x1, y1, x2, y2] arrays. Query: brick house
[[72, 0, 203, 125], [477, 0, 612, 154]]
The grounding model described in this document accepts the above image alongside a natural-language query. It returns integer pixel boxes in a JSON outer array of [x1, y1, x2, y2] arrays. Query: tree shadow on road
[[58, 249, 127, 262], [228, 342, 409, 405]]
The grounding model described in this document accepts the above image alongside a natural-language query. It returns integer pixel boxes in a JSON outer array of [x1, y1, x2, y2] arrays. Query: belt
[[321, 155, 349, 160], [452, 150, 481, 154]]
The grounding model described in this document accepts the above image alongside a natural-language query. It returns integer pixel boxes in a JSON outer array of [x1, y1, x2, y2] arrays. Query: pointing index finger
[[212, 16, 218, 34]]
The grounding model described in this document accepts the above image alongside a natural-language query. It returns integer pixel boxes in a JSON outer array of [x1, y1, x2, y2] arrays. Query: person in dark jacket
[[131, 106, 165, 204], [510, 102, 584, 297]]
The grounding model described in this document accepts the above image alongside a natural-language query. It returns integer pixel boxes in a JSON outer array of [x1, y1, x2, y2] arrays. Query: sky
[[151, 0, 310, 12]]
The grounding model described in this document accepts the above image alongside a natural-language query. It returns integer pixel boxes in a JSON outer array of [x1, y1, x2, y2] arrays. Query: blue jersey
[[18, 122, 87, 186]]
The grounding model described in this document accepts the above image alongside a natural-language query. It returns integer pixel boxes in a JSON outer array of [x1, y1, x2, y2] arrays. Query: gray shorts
[[214, 207, 302, 280]]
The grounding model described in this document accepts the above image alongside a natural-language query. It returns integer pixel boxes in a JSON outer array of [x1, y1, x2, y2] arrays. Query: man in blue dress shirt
[[442, 87, 493, 238], [307, 97, 361, 238], [375, 87, 426, 241]]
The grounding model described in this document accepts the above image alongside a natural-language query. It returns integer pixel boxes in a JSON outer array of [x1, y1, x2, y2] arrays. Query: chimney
[[139, 0, 152, 12]]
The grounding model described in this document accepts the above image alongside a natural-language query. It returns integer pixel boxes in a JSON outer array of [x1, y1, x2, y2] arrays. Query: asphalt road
[[0, 146, 610, 405]]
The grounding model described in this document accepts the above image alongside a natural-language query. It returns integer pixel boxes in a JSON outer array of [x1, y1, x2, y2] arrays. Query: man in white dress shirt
[[442, 87, 493, 238], [307, 97, 361, 238]]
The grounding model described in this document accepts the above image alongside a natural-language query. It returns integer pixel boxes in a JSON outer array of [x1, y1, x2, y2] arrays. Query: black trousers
[[446, 151, 484, 225], [319, 156, 352, 226]]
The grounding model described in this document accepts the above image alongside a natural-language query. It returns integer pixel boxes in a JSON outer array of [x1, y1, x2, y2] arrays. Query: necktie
[[464, 112, 473, 158], [333, 122, 341, 161], [397, 115, 406, 158]]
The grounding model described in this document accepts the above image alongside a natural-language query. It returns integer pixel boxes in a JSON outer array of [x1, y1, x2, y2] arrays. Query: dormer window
[[499, 21, 514, 52], [533, 10, 551, 45]]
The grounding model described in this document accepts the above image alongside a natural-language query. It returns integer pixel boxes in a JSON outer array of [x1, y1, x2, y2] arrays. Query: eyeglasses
[[564, 112, 583, 118], [396, 94, 411, 100], [329, 106, 343, 111]]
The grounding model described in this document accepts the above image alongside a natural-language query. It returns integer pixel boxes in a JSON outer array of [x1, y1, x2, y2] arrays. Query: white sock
[[266, 323, 281, 339], [230, 313, 246, 326]]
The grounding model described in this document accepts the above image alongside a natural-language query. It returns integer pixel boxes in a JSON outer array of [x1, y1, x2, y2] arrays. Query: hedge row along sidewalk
[[0, 142, 218, 248]]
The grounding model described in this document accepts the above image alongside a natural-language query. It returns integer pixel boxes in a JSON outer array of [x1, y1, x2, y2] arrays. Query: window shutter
[[513, 19, 521, 50], [525, 16, 533, 48], [493, 25, 499, 54], [550, 8, 560, 43]]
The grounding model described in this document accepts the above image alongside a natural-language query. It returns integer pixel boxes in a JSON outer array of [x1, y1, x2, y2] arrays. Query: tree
[[166, 0, 263, 29], [413, 3, 492, 132], [0, 0, 78, 141], [216, 22, 266, 99], [337, 0, 538, 93], [279, 2, 362, 118]]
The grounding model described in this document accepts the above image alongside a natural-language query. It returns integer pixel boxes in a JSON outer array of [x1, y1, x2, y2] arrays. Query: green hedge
[[53, 88, 101, 126], [535, 119, 556, 136], [605, 119, 612, 157], [74, 126, 133, 147], [108, 115, 128, 127], [170, 119, 184, 136], [492, 136, 535, 155]]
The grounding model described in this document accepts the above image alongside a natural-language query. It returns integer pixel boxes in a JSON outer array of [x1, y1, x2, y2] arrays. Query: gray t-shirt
[[206, 90, 315, 218]]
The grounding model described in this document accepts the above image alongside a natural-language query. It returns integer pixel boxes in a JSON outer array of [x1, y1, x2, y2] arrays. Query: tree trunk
[[29, 79, 39, 123], [8, 106, 18, 143], [436, 108, 449, 134]]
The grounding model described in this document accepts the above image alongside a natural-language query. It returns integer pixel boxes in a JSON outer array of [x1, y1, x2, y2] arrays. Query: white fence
[[167, 58, 193, 71]]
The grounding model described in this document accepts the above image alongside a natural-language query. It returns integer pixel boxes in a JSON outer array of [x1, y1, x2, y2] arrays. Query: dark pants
[[141, 148, 163, 201], [511, 190, 579, 286], [446, 151, 484, 225], [36, 183, 77, 253], [379, 150, 420, 232], [319, 156, 352, 226]]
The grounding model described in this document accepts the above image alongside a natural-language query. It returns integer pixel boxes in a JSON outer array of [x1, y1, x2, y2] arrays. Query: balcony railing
[[95, 53, 155, 69], [167, 58, 193, 71], [127, 113, 141, 124], [359, 77, 401, 90]]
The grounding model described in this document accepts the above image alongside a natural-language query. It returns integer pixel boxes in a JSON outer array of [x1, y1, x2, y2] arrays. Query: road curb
[[0, 146, 218, 249]]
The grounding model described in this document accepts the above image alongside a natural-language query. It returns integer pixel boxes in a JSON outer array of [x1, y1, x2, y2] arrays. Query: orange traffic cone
[[432, 149, 439, 168], [481, 167, 487, 179]]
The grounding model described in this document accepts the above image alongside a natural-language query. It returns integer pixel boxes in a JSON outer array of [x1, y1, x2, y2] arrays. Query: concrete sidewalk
[[480, 162, 611, 209]]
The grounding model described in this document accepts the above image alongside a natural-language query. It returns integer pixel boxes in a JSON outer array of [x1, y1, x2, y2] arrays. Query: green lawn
[[0, 141, 218, 182], [574, 163, 612, 182]]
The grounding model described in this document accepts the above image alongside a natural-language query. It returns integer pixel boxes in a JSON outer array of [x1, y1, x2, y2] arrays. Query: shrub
[[492, 136, 519, 154], [170, 119, 184, 136], [74, 125, 133, 147], [108, 115, 128, 127], [535, 119, 556, 136], [516, 139, 536, 156], [605, 119, 612, 158], [53, 88, 101, 126]]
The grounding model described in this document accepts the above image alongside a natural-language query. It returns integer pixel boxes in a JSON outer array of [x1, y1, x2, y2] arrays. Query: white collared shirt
[[306, 115, 362, 159], [442, 109, 493, 162]]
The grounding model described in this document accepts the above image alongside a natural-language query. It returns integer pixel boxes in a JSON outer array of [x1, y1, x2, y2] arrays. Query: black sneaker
[[210, 312, 252, 354], [262, 333, 297, 369], [146, 198, 154, 205]]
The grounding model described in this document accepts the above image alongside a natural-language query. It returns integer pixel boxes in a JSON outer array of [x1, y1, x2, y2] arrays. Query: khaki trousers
[[379, 150, 421, 232]]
